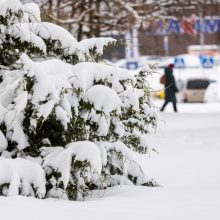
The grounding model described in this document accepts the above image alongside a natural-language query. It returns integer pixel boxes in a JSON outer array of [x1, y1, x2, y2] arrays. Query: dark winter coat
[[164, 67, 178, 102]]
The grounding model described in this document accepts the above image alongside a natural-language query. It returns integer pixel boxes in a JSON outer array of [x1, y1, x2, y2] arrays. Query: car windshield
[[187, 80, 210, 90]]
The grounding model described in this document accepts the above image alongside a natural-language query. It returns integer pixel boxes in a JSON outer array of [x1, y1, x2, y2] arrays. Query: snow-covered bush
[[0, 158, 46, 198], [0, 0, 158, 200]]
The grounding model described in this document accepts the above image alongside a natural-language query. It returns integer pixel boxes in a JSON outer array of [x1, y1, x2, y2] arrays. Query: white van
[[181, 78, 211, 103]]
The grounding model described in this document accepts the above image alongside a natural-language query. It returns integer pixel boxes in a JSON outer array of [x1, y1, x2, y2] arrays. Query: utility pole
[[199, 12, 204, 54], [125, 28, 139, 69], [164, 35, 169, 57], [199, 1, 205, 55], [198, 1, 206, 77]]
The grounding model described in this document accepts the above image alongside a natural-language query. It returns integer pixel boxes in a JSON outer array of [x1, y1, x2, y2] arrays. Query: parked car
[[181, 78, 215, 103]]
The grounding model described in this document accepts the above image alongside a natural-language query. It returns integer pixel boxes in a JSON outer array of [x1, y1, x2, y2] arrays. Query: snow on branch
[[0, 0, 158, 200], [0, 158, 46, 198]]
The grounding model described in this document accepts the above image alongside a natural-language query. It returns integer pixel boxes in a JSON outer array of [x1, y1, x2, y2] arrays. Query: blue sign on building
[[155, 17, 220, 35], [126, 61, 138, 70], [200, 56, 214, 68], [174, 57, 185, 68], [168, 20, 181, 34]]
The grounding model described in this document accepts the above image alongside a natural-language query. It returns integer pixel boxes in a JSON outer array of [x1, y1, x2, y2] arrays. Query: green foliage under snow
[[0, 0, 158, 200]]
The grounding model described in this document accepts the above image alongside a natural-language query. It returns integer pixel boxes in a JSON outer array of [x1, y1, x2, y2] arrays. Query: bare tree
[[21, 0, 162, 40], [22, 0, 220, 41]]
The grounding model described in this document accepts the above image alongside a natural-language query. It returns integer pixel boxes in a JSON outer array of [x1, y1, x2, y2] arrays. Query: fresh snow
[[71, 62, 136, 92], [23, 3, 41, 22], [86, 85, 123, 113], [11, 23, 46, 53], [154, 100, 220, 113], [0, 105, 220, 220], [120, 88, 144, 111], [1, 0, 219, 218], [0, 158, 46, 198], [78, 37, 116, 55], [106, 141, 134, 161], [43, 141, 102, 188], [30, 22, 79, 55], [0, 0, 23, 17], [0, 130, 7, 151]]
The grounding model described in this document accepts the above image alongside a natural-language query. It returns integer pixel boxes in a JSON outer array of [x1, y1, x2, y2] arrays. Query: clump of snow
[[0, 67, 29, 150], [4, 111, 29, 150], [71, 62, 136, 92], [104, 141, 147, 185], [55, 106, 71, 129], [120, 88, 144, 111], [0, 0, 23, 18], [95, 142, 108, 166], [43, 141, 102, 188], [0, 130, 7, 152], [78, 37, 116, 55], [126, 160, 144, 184], [88, 112, 111, 136], [23, 3, 41, 22], [30, 22, 79, 56], [0, 158, 46, 198], [0, 105, 6, 123], [109, 174, 133, 186], [86, 85, 123, 114], [1, 150, 11, 158], [25, 156, 42, 165], [140, 64, 156, 73], [10, 23, 46, 53], [143, 103, 159, 120], [20, 53, 73, 108], [139, 135, 150, 150], [106, 141, 134, 161]]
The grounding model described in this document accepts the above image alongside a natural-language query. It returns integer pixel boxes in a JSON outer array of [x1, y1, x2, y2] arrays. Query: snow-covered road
[[145, 112, 220, 188], [139, 109, 220, 220], [1, 104, 220, 220]]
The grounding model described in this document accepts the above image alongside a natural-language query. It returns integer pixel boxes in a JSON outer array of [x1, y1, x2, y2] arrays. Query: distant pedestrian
[[160, 64, 179, 112]]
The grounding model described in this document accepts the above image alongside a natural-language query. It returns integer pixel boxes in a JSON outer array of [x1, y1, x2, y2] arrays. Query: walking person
[[160, 64, 179, 112]]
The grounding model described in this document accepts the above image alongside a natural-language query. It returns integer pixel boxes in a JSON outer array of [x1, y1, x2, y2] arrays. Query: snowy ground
[[1, 102, 220, 220]]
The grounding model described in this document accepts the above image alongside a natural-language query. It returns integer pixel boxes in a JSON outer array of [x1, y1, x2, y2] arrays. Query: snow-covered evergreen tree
[[0, 0, 158, 200]]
